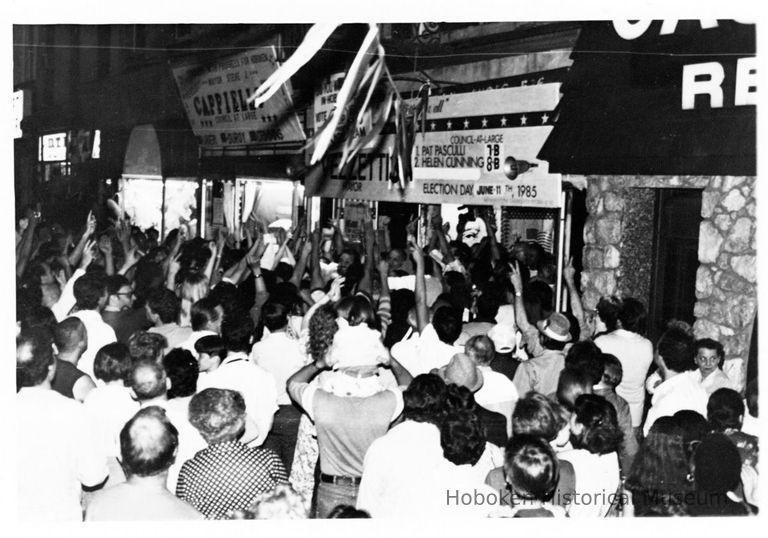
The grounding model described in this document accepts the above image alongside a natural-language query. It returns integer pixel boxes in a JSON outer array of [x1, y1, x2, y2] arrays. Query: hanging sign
[[306, 83, 563, 207], [171, 46, 306, 148]]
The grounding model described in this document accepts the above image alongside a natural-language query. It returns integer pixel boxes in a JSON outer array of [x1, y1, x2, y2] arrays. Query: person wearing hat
[[508, 262, 570, 398], [487, 321, 526, 382], [689, 433, 757, 516], [432, 353, 508, 449]]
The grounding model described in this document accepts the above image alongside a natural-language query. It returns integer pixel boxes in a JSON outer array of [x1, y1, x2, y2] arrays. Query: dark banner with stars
[[539, 20, 756, 176], [305, 83, 563, 208]]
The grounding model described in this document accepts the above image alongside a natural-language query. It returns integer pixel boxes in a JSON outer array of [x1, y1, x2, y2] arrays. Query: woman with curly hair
[[558, 393, 623, 517], [625, 416, 694, 516]]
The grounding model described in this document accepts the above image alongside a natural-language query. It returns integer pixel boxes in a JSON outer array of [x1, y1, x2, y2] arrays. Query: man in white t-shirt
[[17, 329, 108, 521], [391, 306, 464, 377], [197, 312, 278, 447], [69, 272, 118, 381], [643, 323, 708, 436], [594, 298, 654, 431], [465, 335, 518, 436]]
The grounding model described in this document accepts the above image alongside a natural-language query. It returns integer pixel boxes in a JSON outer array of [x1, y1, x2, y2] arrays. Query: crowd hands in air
[[15, 202, 758, 521]]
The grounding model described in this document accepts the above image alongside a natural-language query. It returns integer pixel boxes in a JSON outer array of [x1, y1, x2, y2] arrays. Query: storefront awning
[[539, 20, 756, 176], [123, 122, 199, 178]]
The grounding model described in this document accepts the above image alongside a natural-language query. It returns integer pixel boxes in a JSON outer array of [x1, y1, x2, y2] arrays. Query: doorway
[[649, 188, 702, 343]]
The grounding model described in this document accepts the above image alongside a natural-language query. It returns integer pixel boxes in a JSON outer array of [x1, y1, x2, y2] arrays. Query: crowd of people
[[15, 203, 759, 520]]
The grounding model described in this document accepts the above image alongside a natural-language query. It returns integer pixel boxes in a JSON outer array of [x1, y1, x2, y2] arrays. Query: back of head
[[307, 303, 338, 363], [475, 292, 500, 321], [694, 433, 742, 493], [127, 331, 167, 362], [512, 391, 564, 442], [54, 317, 86, 354], [208, 281, 243, 319], [94, 342, 131, 383], [106, 274, 130, 297], [119, 406, 178, 478], [403, 373, 447, 424], [444, 382, 477, 413], [571, 394, 622, 454], [346, 295, 378, 330], [261, 300, 289, 333], [657, 321, 695, 373], [618, 297, 646, 334], [190, 296, 222, 332], [246, 484, 309, 520], [146, 288, 180, 325], [189, 388, 246, 444], [673, 409, 709, 459], [564, 341, 602, 384], [706, 388, 744, 432], [129, 359, 168, 401], [327, 505, 371, 519], [440, 409, 486, 466], [73, 272, 107, 310], [556, 367, 593, 411], [390, 289, 416, 322], [504, 435, 559, 502], [626, 416, 689, 493], [163, 348, 198, 399], [432, 306, 462, 345], [221, 311, 254, 352], [17, 328, 55, 389], [596, 296, 623, 333], [194, 334, 228, 361], [465, 335, 495, 366], [746, 378, 758, 418], [20, 304, 57, 336], [599, 353, 623, 389]]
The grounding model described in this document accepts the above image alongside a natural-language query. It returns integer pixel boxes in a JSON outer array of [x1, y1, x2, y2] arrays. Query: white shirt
[[646, 367, 734, 397], [51, 268, 85, 322], [643, 371, 708, 436], [17, 387, 108, 521], [595, 329, 653, 427], [251, 332, 308, 406], [475, 366, 519, 436], [179, 330, 217, 356], [196, 351, 278, 446], [83, 383, 140, 459], [558, 449, 620, 518], [70, 309, 117, 383], [357, 421, 498, 518], [391, 323, 463, 377], [151, 397, 208, 492]]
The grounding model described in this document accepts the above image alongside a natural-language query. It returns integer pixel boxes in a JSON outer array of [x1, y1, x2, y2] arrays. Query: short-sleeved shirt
[[176, 441, 288, 519], [512, 348, 565, 399], [288, 381, 403, 477], [17, 387, 108, 521], [86, 482, 202, 521]]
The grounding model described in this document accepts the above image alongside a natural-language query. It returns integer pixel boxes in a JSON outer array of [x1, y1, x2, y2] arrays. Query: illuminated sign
[[39, 132, 68, 162], [14, 90, 25, 139]]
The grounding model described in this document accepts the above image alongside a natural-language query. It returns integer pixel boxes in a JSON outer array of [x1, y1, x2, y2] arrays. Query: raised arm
[[247, 236, 270, 327], [410, 237, 429, 334], [480, 209, 500, 264], [509, 261, 533, 333], [289, 239, 312, 289], [562, 257, 588, 340], [358, 217, 376, 296], [16, 210, 39, 278], [98, 235, 115, 276], [309, 224, 325, 292], [68, 211, 97, 268]]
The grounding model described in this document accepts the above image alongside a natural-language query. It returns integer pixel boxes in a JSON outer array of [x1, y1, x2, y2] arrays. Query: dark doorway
[[649, 189, 702, 343]]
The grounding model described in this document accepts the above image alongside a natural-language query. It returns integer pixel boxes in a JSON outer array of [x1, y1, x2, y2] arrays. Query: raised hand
[[98, 235, 113, 256], [378, 258, 390, 277], [328, 276, 345, 302], [563, 256, 576, 284], [85, 210, 97, 237], [509, 260, 524, 292], [80, 239, 97, 269]]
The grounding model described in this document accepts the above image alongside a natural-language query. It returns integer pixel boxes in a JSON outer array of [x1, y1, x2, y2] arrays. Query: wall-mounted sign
[[67, 129, 100, 163], [39, 132, 68, 162], [171, 46, 306, 148], [540, 20, 756, 175], [14, 90, 27, 139], [305, 84, 563, 208]]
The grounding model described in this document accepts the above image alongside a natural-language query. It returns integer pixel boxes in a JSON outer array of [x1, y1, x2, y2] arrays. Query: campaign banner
[[305, 83, 563, 207], [171, 47, 306, 148]]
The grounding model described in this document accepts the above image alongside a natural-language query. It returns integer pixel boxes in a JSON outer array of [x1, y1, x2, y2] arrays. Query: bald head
[[120, 406, 178, 477], [129, 359, 168, 401]]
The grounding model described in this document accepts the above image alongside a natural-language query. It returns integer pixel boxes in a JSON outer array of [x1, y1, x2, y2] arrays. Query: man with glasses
[[102, 275, 151, 344]]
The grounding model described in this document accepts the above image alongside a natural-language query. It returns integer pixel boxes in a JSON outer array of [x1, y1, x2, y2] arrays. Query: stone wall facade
[[579, 175, 756, 389]]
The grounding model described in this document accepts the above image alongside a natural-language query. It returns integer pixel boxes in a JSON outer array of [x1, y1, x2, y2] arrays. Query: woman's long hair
[[625, 417, 693, 516], [307, 303, 338, 363]]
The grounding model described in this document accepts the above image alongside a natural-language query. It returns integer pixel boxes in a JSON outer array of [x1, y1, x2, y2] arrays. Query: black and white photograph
[[7, 0, 762, 528]]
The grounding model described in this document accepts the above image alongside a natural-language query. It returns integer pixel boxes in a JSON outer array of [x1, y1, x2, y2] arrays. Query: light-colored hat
[[536, 312, 572, 343], [488, 324, 518, 353], [432, 353, 484, 393]]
